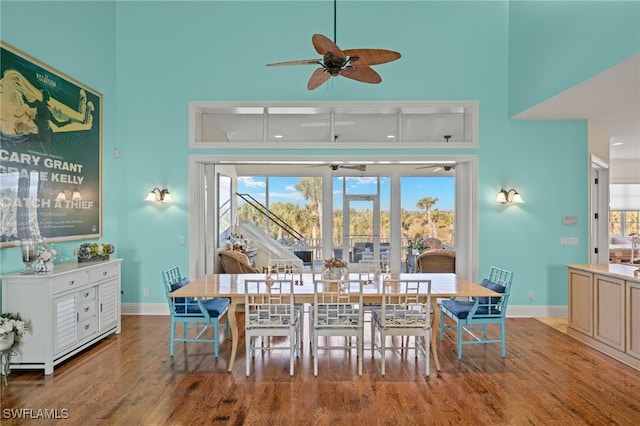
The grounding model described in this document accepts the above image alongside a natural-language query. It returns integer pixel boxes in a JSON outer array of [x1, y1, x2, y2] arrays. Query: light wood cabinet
[[627, 281, 640, 360], [568, 269, 593, 336], [1, 259, 122, 374], [567, 264, 640, 371], [593, 274, 625, 351]]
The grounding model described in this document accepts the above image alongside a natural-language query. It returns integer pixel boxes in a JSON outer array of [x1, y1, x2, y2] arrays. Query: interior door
[[343, 195, 379, 267]]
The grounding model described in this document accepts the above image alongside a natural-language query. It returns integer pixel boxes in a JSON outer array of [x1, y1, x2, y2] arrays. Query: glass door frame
[[343, 194, 380, 268]]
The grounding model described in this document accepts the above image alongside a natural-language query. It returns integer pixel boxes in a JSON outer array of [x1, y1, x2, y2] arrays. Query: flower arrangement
[[324, 257, 347, 270], [37, 246, 57, 264], [74, 243, 115, 262], [629, 233, 640, 247], [408, 239, 430, 252], [0, 312, 26, 340]]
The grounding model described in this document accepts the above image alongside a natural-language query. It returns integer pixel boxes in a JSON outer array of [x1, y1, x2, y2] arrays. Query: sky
[[237, 175, 455, 212]]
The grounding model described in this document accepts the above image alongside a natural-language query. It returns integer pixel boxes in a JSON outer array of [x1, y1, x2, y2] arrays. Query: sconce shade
[[145, 187, 172, 203], [55, 188, 82, 201], [497, 188, 524, 204]]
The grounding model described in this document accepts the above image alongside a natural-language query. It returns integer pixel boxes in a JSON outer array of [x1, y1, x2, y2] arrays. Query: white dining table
[[169, 272, 499, 373]]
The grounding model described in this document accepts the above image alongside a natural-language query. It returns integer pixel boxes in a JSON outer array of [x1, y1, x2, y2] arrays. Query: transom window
[[190, 101, 478, 148]]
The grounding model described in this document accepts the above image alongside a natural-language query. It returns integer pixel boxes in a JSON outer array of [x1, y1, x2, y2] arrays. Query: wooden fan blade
[[343, 49, 402, 66], [266, 59, 322, 66], [307, 68, 331, 90], [312, 33, 345, 58], [340, 66, 382, 84]]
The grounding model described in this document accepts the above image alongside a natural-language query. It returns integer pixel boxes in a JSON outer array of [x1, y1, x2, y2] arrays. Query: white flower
[[0, 313, 27, 338]]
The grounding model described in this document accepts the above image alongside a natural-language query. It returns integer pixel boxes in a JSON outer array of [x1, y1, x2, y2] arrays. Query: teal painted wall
[[508, 0, 640, 116], [4, 1, 626, 309], [0, 2, 118, 287]]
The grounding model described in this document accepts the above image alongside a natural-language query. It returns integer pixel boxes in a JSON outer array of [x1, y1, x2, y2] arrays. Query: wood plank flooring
[[2, 314, 640, 425]]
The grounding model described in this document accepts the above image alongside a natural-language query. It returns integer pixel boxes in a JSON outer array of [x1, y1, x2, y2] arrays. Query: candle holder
[[20, 238, 36, 274]]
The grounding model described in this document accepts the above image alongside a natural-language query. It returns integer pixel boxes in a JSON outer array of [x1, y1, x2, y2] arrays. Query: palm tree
[[295, 177, 323, 241], [416, 197, 439, 236]]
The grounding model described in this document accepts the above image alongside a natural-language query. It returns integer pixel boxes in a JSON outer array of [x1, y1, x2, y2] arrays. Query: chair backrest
[[219, 250, 260, 274], [267, 258, 304, 283], [244, 278, 296, 327], [313, 279, 363, 329], [162, 266, 201, 316], [416, 249, 456, 273], [162, 266, 183, 293], [357, 258, 390, 283], [420, 237, 442, 250], [471, 266, 513, 319], [380, 279, 432, 327]]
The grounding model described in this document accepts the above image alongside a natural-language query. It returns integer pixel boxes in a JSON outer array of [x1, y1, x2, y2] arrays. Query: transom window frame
[[189, 101, 479, 149]]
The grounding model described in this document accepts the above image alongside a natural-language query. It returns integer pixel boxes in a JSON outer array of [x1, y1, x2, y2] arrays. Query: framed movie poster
[[0, 41, 102, 247]]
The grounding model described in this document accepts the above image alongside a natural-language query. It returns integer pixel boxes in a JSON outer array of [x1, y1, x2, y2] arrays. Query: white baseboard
[[506, 305, 567, 318], [122, 303, 568, 318], [122, 303, 168, 315]]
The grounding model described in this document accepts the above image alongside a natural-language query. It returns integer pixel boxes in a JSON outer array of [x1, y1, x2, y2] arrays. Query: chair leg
[[370, 320, 375, 357], [245, 334, 252, 377], [213, 318, 219, 358], [313, 334, 318, 376], [457, 321, 463, 360], [357, 331, 363, 376], [298, 306, 304, 348], [500, 320, 507, 358], [425, 328, 431, 377], [380, 330, 387, 376], [170, 319, 176, 356], [290, 328, 296, 376]]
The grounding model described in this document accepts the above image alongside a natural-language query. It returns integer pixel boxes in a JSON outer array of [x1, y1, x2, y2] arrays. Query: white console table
[[1, 258, 122, 375]]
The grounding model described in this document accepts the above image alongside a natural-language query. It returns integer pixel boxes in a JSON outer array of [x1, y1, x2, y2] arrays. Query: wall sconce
[[496, 188, 524, 204], [145, 187, 173, 203], [55, 187, 82, 201]]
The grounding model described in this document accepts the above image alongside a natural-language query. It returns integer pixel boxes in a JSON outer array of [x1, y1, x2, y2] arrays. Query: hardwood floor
[[2, 314, 640, 425]]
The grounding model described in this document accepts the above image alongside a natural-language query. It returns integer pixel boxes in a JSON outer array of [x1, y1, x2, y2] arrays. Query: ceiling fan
[[416, 164, 456, 172], [266, 1, 401, 90], [308, 164, 367, 172]]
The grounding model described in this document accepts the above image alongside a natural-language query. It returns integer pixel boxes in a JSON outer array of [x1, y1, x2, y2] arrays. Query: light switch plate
[[561, 237, 579, 245], [563, 216, 577, 225]]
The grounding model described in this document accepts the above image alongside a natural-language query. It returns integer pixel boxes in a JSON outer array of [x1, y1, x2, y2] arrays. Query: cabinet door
[[53, 294, 78, 354], [98, 280, 119, 331], [594, 274, 625, 351], [568, 269, 593, 336], [627, 281, 640, 359]]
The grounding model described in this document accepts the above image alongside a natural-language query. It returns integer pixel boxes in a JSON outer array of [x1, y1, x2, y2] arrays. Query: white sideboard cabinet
[[1, 259, 122, 374]]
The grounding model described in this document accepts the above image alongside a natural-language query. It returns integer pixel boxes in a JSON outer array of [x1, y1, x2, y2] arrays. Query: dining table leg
[[226, 300, 240, 373], [430, 296, 442, 372]]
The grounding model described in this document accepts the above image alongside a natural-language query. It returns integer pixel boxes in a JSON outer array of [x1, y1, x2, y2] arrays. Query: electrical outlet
[[528, 290, 534, 301], [144, 288, 149, 297]]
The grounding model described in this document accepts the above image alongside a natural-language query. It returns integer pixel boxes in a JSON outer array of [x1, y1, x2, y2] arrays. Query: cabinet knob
[[84, 324, 90, 330], [103, 271, 108, 276], [69, 280, 75, 285], [84, 307, 90, 312]]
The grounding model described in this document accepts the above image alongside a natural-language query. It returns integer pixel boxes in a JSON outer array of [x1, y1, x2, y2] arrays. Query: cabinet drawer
[[78, 317, 97, 340], [78, 300, 96, 322], [78, 287, 96, 302], [52, 272, 90, 294], [89, 263, 119, 282]]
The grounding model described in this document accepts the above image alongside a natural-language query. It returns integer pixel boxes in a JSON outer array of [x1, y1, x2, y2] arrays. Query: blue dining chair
[[439, 266, 513, 359], [162, 266, 230, 358]]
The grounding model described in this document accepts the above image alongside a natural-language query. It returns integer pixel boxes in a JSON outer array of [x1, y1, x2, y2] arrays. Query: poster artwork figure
[[0, 69, 94, 144]]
